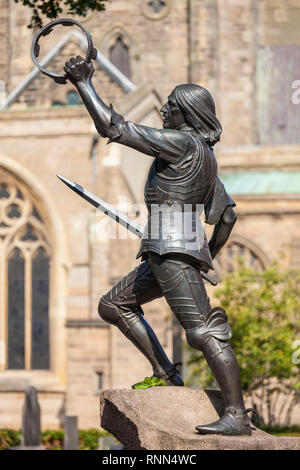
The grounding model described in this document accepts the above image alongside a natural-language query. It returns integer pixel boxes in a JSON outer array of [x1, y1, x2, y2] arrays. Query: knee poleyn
[[186, 328, 204, 350], [186, 330, 231, 364], [98, 296, 118, 325]]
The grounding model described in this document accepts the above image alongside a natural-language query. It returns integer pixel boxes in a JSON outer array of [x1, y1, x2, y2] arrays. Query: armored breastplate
[[144, 138, 217, 212]]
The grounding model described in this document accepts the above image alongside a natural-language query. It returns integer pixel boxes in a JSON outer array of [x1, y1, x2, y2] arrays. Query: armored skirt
[[107, 106, 235, 271]]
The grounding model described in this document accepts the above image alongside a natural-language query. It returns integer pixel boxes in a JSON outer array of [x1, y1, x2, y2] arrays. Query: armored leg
[[148, 252, 251, 435], [188, 333, 252, 435], [98, 260, 183, 385]]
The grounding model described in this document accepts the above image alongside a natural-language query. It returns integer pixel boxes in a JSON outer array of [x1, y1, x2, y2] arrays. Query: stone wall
[[0, 0, 299, 429], [217, 0, 257, 146], [0, 391, 65, 430], [0, 100, 173, 428], [0, 0, 11, 88], [188, 0, 218, 91], [65, 325, 110, 429]]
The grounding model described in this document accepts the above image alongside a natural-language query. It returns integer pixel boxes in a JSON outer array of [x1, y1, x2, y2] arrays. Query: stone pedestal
[[100, 387, 300, 450]]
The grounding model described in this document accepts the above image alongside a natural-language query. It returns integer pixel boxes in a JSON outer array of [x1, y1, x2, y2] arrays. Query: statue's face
[[160, 91, 185, 129]]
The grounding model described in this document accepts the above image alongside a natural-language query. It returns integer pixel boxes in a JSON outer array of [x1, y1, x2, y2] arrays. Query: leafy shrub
[[0, 429, 111, 450], [261, 425, 300, 437], [79, 429, 108, 450], [42, 430, 64, 450], [0, 430, 21, 450], [187, 261, 300, 427]]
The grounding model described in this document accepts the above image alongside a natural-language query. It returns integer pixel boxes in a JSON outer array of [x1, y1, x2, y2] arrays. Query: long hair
[[173, 84, 222, 146]]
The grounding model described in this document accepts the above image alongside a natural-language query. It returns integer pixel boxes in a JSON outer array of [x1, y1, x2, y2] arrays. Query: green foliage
[[133, 376, 167, 389], [0, 429, 110, 450], [14, 0, 108, 29], [79, 429, 107, 450], [187, 261, 300, 426], [42, 429, 64, 450], [0, 429, 21, 450], [261, 425, 300, 437], [42, 428, 109, 450]]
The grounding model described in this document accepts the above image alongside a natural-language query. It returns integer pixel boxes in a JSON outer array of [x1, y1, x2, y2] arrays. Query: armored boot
[[151, 361, 183, 386], [99, 294, 184, 387], [119, 312, 184, 387], [186, 307, 252, 436], [131, 362, 184, 389], [129, 316, 184, 388], [195, 407, 253, 436], [195, 336, 252, 435]]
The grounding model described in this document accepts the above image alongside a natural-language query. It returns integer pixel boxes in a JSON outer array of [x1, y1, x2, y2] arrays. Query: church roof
[[220, 171, 300, 195]]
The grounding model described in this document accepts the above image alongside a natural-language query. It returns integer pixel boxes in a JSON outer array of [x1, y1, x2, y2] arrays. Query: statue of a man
[[63, 56, 252, 436]]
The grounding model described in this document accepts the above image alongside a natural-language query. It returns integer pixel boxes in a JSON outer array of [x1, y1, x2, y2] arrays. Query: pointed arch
[[0, 155, 68, 383], [109, 36, 131, 79], [213, 234, 270, 281], [99, 25, 140, 83]]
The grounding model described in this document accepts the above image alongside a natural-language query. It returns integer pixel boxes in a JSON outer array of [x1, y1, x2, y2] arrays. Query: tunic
[[107, 106, 235, 270]]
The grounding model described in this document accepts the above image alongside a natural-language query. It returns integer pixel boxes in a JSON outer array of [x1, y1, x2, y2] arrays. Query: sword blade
[[57, 174, 144, 238], [56, 175, 218, 287]]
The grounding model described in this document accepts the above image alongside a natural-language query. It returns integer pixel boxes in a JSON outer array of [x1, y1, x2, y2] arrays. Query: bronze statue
[[61, 54, 253, 435], [33, 19, 253, 435]]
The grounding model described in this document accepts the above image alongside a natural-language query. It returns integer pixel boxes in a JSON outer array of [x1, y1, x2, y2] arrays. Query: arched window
[[109, 36, 131, 79], [66, 90, 81, 106], [0, 168, 52, 371], [51, 91, 81, 108], [101, 27, 140, 82], [212, 236, 268, 282]]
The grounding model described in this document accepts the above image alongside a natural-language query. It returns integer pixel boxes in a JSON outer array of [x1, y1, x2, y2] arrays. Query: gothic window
[[0, 169, 52, 371], [212, 237, 267, 282], [109, 36, 131, 79], [66, 90, 81, 106], [51, 91, 81, 107], [8, 248, 25, 369]]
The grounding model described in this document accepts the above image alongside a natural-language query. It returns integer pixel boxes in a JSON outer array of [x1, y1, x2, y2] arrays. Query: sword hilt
[[200, 271, 218, 286]]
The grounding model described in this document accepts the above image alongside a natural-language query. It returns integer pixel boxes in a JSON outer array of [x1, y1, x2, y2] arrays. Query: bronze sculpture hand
[[64, 56, 95, 84], [31, 18, 97, 84]]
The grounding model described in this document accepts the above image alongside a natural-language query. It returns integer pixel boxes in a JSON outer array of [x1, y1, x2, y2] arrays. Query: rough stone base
[[100, 387, 300, 450]]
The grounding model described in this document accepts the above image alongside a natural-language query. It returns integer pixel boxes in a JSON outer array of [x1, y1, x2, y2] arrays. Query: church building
[[0, 0, 299, 428]]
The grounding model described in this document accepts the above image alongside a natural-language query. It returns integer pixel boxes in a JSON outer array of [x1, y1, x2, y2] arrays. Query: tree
[[14, 0, 108, 29], [186, 261, 300, 427]]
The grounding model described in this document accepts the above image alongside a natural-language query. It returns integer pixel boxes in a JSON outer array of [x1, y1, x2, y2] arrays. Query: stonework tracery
[[213, 238, 267, 281], [0, 168, 52, 371]]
